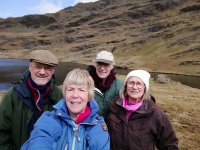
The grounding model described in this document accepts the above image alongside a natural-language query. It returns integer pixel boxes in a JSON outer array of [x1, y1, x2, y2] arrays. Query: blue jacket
[[21, 99, 110, 150]]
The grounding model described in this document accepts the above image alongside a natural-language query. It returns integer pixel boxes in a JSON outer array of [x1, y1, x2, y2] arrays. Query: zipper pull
[[73, 126, 80, 141]]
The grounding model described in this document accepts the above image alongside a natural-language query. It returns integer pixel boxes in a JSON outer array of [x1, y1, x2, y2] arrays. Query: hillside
[[0, 0, 199, 76]]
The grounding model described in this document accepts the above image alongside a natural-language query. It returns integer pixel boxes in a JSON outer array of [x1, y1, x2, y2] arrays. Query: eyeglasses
[[30, 62, 55, 71], [127, 81, 144, 88]]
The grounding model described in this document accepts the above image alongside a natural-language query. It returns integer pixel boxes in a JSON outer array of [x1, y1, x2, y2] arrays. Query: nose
[[72, 89, 79, 98], [132, 83, 138, 89], [38, 68, 46, 74], [99, 65, 105, 70]]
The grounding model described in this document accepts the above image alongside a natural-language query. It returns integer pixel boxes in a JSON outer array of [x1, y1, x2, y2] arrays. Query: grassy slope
[[151, 80, 200, 149], [0, 1, 200, 76], [1, 78, 200, 149]]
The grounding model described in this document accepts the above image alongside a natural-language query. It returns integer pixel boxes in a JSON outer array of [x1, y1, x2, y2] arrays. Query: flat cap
[[29, 50, 58, 66]]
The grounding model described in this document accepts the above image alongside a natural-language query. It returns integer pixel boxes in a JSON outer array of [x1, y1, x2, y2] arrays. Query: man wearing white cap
[[107, 69, 178, 150], [0, 50, 63, 150], [87, 50, 123, 118]]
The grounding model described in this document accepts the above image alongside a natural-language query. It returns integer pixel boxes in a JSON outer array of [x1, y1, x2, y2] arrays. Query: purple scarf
[[122, 98, 143, 119]]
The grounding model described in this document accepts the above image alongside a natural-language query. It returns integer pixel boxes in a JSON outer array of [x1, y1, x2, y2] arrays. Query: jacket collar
[[13, 70, 57, 110], [54, 99, 100, 124], [113, 98, 155, 115], [14, 70, 56, 98]]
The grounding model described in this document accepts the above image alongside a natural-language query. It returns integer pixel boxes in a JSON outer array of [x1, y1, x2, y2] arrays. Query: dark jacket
[[0, 71, 62, 150], [107, 98, 179, 150]]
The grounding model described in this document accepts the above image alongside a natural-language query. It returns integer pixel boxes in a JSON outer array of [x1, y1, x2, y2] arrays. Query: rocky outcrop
[[0, 18, 18, 28], [19, 15, 56, 28], [180, 5, 200, 12], [156, 74, 170, 83]]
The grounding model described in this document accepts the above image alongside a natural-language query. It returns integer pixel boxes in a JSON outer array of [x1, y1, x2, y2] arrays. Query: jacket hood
[[53, 98, 101, 124]]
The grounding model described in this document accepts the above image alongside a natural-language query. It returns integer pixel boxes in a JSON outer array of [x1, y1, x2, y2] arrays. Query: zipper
[[72, 124, 80, 150], [36, 89, 42, 111]]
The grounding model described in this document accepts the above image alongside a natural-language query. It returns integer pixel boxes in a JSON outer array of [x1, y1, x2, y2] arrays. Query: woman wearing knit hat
[[107, 69, 179, 150]]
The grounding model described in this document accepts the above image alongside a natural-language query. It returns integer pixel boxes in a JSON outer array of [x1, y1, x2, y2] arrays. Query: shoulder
[[36, 111, 59, 125], [50, 84, 62, 94], [109, 78, 123, 91], [0, 87, 18, 107], [145, 101, 171, 123], [1, 87, 15, 98], [87, 116, 109, 136], [87, 110, 108, 131], [113, 78, 123, 91], [115, 78, 123, 85], [34, 111, 62, 135], [108, 98, 122, 114], [86, 117, 110, 150], [49, 75, 62, 94], [49, 85, 62, 103]]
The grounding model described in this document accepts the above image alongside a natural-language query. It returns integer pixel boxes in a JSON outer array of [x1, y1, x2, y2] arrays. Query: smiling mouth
[[70, 102, 81, 104], [130, 90, 138, 93], [36, 76, 48, 78]]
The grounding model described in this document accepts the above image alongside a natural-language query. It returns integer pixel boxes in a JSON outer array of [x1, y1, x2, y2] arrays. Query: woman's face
[[126, 76, 145, 103], [65, 84, 89, 117]]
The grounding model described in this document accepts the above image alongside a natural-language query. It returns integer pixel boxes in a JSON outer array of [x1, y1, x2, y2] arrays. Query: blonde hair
[[62, 69, 94, 100]]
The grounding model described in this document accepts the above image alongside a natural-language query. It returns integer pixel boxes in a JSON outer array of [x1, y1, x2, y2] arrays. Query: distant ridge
[[0, 0, 199, 76]]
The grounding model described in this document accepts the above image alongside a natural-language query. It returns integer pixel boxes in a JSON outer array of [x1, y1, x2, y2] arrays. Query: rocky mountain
[[0, 0, 200, 76]]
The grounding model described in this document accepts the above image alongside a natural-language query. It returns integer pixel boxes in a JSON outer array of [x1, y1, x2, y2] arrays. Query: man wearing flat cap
[[87, 50, 123, 119], [0, 50, 63, 150]]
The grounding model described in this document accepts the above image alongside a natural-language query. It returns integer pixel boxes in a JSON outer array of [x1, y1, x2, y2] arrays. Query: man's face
[[29, 61, 55, 86], [95, 62, 113, 80]]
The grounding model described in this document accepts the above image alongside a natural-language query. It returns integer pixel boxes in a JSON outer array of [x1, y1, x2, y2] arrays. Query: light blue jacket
[[21, 99, 110, 150]]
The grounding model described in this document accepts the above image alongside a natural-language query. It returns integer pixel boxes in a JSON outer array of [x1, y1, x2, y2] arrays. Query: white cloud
[[31, 0, 64, 14], [0, 12, 11, 18], [74, 0, 99, 4]]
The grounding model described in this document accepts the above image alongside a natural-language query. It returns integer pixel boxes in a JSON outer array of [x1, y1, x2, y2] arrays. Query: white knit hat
[[93, 50, 114, 65], [125, 70, 151, 90]]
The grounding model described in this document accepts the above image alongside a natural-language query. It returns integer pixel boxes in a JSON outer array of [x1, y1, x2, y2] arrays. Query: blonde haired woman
[[22, 69, 110, 150]]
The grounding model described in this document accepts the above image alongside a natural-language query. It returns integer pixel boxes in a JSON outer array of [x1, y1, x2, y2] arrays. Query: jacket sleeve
[[21, 111, 61, 150], [87, 117, 110, 150], [0, 89, 16, 150], [156, 110, 179, 150]]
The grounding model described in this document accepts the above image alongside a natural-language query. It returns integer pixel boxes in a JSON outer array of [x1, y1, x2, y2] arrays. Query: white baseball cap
[[93, 50, 114, 65]]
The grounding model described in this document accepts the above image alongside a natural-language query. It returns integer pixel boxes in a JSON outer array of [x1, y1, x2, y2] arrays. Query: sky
[[0, 0, 99, 19]]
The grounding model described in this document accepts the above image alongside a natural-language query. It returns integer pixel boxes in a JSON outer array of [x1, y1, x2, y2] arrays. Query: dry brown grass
[[151, 80, 200, 150], [0, 79, 199, 149]]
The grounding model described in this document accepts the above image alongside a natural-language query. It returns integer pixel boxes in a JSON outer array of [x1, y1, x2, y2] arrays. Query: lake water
[[0, 58, 199, 91]]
